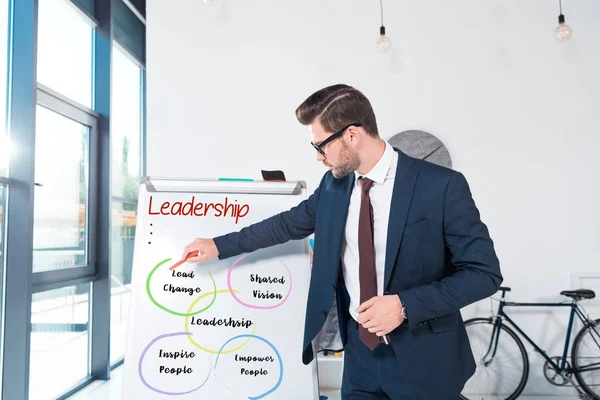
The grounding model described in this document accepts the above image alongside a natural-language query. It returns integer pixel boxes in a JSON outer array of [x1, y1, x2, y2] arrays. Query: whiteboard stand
[[122, 176, 320, 399]]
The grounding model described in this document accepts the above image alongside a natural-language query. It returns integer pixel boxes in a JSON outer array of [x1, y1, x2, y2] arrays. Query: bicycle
[[459, 286, 600, 400]]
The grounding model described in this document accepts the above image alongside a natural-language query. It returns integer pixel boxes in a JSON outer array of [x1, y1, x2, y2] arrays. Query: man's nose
[[316, 151, 325, 162]]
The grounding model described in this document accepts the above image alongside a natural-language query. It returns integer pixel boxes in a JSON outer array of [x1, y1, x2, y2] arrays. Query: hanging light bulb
[[555, 0, 573, 42], [377, 26, 393, 53], [376, 0, 392, 53], [555, 15, 573, 42]]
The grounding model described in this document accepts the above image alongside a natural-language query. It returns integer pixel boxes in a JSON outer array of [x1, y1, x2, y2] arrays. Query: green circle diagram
[[146, 258, 217, 317]]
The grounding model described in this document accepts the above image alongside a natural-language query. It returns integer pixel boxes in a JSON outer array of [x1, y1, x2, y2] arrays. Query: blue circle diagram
[[214, 334, 283, 400]]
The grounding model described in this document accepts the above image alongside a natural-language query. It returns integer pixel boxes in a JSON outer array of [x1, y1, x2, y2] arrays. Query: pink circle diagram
[[226, 254, 292, 310]]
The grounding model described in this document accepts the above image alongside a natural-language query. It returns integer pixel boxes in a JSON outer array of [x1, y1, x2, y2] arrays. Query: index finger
[[357, 308, 373, 325], [183, 249, 199, 261], [170, 250, 199, 270], [356, 296, 377, 313], [181, 245, 194, 260]]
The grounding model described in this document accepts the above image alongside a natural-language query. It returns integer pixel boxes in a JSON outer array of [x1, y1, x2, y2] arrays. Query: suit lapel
[[384, 149, 418, 291], [316, 174, 353, 280], [330, 175, 354, 253]]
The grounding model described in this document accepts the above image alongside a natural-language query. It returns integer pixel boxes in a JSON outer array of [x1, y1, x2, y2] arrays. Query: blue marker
[[309, 238, 314, 250]]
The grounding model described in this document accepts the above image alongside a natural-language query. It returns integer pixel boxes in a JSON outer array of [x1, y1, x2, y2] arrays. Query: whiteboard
[[122, 177, 319, 400]]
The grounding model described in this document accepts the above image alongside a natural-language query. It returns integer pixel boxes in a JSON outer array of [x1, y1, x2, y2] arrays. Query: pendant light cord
[[380, 0, 384, 27], [559, 0, 563, 15]]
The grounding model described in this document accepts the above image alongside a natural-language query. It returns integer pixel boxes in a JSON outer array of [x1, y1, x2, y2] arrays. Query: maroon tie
[[358, 177, 380, 350]]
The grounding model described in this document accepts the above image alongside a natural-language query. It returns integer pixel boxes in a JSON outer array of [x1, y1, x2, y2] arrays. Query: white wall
[[146, 0, 600, 395]]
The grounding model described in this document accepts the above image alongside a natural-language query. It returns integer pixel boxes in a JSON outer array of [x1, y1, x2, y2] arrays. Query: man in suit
[[182, 84, 503, 399]]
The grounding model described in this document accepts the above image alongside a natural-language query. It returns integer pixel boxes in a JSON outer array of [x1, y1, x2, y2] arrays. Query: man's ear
[[347, 125, 362, 143]]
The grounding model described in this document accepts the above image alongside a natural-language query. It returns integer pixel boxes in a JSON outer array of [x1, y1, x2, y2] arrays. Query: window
[[27, 87, 99, 398], [111, 45, 141, 201], [28, 1, 98, 396], [37, 0, 93, 107], [29, 283, 90, 400], [33, 105, 90, 272], [110, 44, 143, 364], [0, 0, 146, 397], [110, 201, 136, 363]]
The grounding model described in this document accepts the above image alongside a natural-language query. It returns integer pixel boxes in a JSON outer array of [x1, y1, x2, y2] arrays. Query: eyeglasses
[[310, 123, 362, 156]]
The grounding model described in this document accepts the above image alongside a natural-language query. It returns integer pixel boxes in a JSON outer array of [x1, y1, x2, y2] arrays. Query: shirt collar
[[355, 141, 394, 186]]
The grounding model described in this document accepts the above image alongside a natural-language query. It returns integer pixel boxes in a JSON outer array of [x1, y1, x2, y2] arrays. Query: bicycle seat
[[560, 289, 595, 300], [498, 286, 511, 292]]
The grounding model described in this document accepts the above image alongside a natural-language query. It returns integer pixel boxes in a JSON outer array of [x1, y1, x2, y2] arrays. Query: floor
[[66, 365, 581, 400], [66, 366, 343, 400]]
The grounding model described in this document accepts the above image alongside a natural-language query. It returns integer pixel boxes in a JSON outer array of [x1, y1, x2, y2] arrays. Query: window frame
[[31, 84, 99, 293]]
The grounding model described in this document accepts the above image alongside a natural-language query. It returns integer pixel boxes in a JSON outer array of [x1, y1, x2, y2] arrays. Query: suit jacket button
[[321, 311, 328, 317]]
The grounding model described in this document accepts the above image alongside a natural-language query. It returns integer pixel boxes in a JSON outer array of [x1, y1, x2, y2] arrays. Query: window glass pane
[[110, 45, 142, 364], [33, 106, 89, 272], [0, 0, 9, 175], [110, 201, 136, 364], [29, 283, 90, 400], [37, 0, 93, 107], [111, 45, 141, 200]]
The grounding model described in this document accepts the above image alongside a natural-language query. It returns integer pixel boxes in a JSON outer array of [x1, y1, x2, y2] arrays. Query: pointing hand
[[182, 238, 219, 263]]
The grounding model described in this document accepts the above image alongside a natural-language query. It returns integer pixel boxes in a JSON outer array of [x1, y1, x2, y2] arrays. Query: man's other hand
[[356, 295, 405, 336], [182, 238, 219, 263]]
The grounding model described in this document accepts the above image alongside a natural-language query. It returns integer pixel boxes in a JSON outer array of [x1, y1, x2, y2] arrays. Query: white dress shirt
[[342, 141, 397, 322]]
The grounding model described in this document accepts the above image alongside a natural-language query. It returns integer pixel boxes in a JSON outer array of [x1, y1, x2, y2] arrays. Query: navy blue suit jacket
[[214, 148, 503, 399]]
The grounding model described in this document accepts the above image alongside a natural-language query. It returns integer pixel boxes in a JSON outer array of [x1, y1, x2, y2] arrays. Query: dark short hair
[[295, 84, 379, 137]]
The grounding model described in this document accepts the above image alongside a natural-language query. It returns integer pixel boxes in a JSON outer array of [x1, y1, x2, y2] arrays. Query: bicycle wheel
[[572, 318, 600, 399], [459, 318, 529, 400]]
